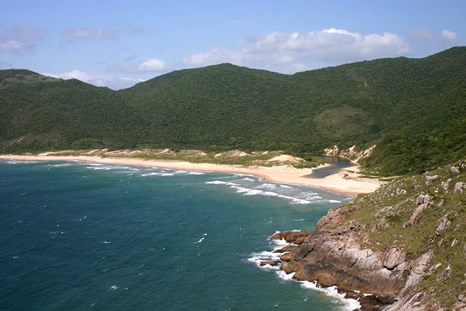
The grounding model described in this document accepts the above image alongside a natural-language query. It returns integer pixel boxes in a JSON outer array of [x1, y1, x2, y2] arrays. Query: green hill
[[0, 47, 465, 175]]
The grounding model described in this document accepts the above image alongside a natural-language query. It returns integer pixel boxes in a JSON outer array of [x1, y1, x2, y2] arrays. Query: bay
[[0, 160, 354, 310]]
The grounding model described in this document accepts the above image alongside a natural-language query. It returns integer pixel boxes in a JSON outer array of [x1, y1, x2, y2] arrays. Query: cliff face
[[267, 160, 465, 310]]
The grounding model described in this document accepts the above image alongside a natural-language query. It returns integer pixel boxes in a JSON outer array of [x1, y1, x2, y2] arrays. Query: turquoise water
[[0, 160, 355, 311]]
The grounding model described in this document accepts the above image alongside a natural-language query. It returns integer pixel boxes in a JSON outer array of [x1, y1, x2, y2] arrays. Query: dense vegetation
[[0, 47, 465, 175]]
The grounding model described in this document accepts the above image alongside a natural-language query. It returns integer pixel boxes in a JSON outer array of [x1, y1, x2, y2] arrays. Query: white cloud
[[0, 25, 45, 53], [109, 57, 171, 74], [137, 58, 169, 72], [43, 70, 144, 90], [184, 28, 410, 73], [0, 40, 25, 52], [64, 27, 118, 41], [441, 30, 457, 42]]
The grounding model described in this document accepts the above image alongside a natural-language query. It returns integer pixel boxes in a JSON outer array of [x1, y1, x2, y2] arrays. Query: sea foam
[[250, 238, 361, 310]]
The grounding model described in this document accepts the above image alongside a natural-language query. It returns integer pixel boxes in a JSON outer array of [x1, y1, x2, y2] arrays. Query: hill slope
[[269, 159, 465, 310], [0, 47, 465, 175]]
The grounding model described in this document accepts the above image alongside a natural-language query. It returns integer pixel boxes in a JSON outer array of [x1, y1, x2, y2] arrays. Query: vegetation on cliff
[[270, 160, 465, 310], [1, 47, 465, 175]]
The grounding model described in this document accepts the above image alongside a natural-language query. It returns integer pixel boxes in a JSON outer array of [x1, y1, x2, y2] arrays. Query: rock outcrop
[[270, 207, 439, 310], [271, 207, 427, 309], [260, 160, 465, 310]]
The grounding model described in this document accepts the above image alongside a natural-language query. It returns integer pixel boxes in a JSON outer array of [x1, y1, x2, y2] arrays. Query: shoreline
[[0, 154, 382, 196]]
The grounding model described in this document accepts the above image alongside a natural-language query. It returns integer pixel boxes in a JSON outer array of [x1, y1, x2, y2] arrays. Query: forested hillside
[[0, 47, 465, 175]]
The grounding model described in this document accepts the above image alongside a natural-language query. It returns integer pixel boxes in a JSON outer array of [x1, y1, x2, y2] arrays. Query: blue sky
[[1, 0, 465, 89]]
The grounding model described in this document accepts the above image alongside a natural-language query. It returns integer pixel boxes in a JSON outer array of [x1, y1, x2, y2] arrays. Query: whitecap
[[205, 180, 239, 186], [247, 250, 282, 270], [187, 171, 204, 175], [273, 270, 360, 310], [279, 184, 293, 189], [102, 241, 112, 244], [298, 281, 360, 310], [276, 270, 295, 280], [194, 237, 205, 244], [194, 233, 208, 244], [52, 163, 72, 167], [87, 166, 112, 170], [257, 183, 277, 190], [294, 219, 305, 222], [241, 177, 255, 182], [6, 160, 38, 164], [141, 172, 175, 177], [207, 180, 313, 204]]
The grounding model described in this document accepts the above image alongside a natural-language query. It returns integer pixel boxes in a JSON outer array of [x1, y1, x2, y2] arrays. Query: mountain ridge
[[1, 47, 465, 175]]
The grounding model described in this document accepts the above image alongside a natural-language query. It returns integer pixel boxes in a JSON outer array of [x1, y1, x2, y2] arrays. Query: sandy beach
[[0, 154, 382, 196]]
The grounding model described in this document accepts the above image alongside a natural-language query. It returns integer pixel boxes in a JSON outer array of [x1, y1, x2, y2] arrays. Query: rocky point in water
[[263, 160, 466, 311]]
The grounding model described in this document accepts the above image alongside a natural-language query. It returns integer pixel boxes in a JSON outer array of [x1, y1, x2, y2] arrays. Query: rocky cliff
[[265, 160, 465, 310]]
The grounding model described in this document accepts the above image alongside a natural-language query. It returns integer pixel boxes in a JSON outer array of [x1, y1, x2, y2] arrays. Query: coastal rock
[[281, 262, 295, 274], [276, 210, 408, 299], [269, 231, 312, 244], [274, 245, 297, 253], [371, 217, 389, 233], [415, 194, 431, 206], [383, 248, 406, 270], [435, 215, 451, 236], [425, 174, 439, 185], [402, 250, 434, 291], [436, 264, 452, 281], [450, 166, 460, 175], [385, 290, 425, 311], [441, 179, 451, 192], [403, 202, 431, 228], [279, 252, 293, 261], [453, 182, 464, 194], [315, 208, 345, 228], [259, 260, 280, 267]]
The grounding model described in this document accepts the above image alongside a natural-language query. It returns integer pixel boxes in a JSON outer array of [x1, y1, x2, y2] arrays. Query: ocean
[[0, 160, 358, 310]]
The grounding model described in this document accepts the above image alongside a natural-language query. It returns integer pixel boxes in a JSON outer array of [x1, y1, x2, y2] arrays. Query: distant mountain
[[1, 47, 465, 175]]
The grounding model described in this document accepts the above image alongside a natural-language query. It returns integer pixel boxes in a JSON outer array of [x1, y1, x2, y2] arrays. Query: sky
[[1, 0, 465, 89]]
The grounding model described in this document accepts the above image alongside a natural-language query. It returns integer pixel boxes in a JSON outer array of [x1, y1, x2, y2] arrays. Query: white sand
[[0, 154, 383, 196]]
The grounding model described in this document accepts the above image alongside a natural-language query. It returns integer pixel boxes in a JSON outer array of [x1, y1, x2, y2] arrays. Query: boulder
[[454, 182, 464, 194], [403, 202, 431, 228], [435, 215, 451, 236], [315, 208, 345, 228], [383, 248, 406, 270], [450, 166, 460, 175], [415, 194, 431, 206], [425, 174, 439, 185], [436, 264, 452, 281], [270, 231, 312, 243], [279, 252, 293, 261], [259, 260, 280, 267], [441, 179, 451, 192], [274, 245, 297, 253]]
